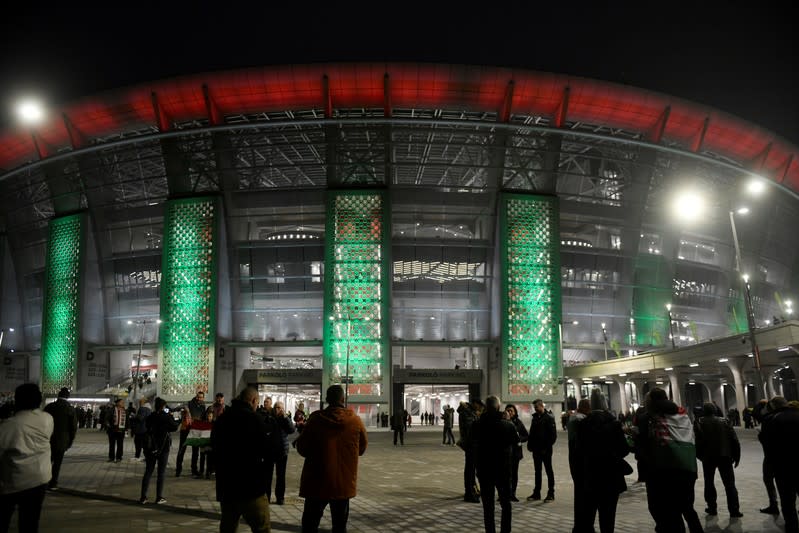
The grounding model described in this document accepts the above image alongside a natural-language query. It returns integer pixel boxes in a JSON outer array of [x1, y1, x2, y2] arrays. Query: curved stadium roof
[[1, 62, 797, 193]]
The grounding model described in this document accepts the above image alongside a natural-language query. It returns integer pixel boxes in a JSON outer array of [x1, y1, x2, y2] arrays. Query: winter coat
[[296, 405, 367, 500], [132, 405, 152, 436], [509, 416, 528, 461], [695, 415, 740, 464], [760, 407, 799, 477], [457, 403, 477, 447], [145, 410, 179, 453], [43, 398, 77, 452], [211, 399, 272, 502], [0, 409, 53, 495], [267, 414, 296, 458], [527, 411, 557, 451], [186, 397, 206, 421], [575, 410, 630, 494], [472, 410, 519, 479]]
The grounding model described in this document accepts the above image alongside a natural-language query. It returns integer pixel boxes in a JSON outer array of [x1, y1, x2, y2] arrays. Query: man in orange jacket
[[295, 385, 367, 533]]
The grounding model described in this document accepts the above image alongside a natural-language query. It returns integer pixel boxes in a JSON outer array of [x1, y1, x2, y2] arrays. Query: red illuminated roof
[[1, 63, 797, 192]]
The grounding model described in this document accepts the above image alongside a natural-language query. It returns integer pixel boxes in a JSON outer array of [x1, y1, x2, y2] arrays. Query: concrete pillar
[[571, 380, 583, 401], [725, 359, 747, 411], [711, 380, 726, 413], [629, 378, 646, 405], [668, 373, 683, 407], [609, 380, 627, 415], [767, 373, 779, 399]]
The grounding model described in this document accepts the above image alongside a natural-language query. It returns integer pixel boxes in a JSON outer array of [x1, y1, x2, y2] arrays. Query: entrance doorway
[[256, 383, 322, 420], [403, 384, 470, 426]]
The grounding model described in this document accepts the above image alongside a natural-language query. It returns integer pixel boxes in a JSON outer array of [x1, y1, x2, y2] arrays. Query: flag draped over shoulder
[[650, 407, 696, 472], [184, 420, 213, 447]]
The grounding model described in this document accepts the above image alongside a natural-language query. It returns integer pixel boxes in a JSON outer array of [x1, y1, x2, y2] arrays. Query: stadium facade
[[1, 63, 797, 419]]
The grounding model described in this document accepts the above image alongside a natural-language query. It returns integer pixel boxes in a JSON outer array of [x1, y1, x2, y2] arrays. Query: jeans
[[220, 495, 270, 533], [108, 431, 124, 460], [701, 458, 739, 512], [776, 474, 799, 533], [301, 498, 349, 533], [393, 429, 404, 445], [586, 489, 620, 533], [646, 470, 703, 533], [443, 427, 455, 445], [266, 455, 288, 501], [532, 448, 555, 494], [141, 447, 170, 500], [50, 447, 66, 486], [464, 449, 477, 497], [0, 484, 47, 533], [478, 474, 512, 533]]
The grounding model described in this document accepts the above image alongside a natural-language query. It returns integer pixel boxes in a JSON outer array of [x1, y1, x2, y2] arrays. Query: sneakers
[[138, 497, 148, 505], [730, 511, 744, 518], [509, 495, 519, 502], [544, 492, 555, 502], [275, 499, 284, 505], [155, 497, 167, 505], [463, 494, 480, 503], [760, 505, 780, 515], [526, 493, 541, 501], [705, 508, 718, 515]]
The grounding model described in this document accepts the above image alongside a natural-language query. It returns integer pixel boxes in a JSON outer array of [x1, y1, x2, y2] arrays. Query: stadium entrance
[[393, 368, 482, 426], [240, 368, 323, 418]]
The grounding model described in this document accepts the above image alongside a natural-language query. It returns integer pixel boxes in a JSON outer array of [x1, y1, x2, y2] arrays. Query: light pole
[[666, 304, 676, 349], [601, 322, 608, 361], [728, 210, 766, 400], [127, 318, 161, 404]]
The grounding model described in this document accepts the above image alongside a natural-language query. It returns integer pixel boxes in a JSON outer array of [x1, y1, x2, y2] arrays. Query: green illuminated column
[[40, 213, 85, 396], [500, 193, 561, 401], [323, 190, 390, 403], [158, 197, 219, 400], [633, 254, 673, 347]]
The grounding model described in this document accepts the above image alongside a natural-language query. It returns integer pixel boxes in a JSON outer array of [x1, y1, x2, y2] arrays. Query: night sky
[[1, 3, 796, 144]]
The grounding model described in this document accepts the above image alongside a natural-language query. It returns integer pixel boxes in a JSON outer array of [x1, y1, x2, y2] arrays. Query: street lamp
[[728, 209, 767, 400], [665, 304, 676, 349], [127, 318, 161, 404], [601, 322, 608, 361]]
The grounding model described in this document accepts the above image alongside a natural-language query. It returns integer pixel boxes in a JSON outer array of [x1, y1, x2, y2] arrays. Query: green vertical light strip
[[158, 197, 218, 400], [323, 190, 390, 403], [633, 254, 673, 347], [500, 193, 561, 400], [40, 213, 84, 396]]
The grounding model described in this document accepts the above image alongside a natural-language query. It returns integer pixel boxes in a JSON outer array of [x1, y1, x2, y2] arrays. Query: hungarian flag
[[184, 420, 213, 447]]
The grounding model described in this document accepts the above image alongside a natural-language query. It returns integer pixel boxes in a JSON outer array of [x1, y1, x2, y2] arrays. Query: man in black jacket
[[457, 399, 482, 502], [695, 402, 742, 518], [526, 399, 556, 501], [139, 397, 179, 505], [211, 387, 272, 533], [760, 397, 799, 533], [473, 396, 519, 533], [43, 387, 77, 490]]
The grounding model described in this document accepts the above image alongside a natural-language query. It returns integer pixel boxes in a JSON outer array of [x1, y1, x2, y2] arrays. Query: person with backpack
[[139, 397, 179, 505]]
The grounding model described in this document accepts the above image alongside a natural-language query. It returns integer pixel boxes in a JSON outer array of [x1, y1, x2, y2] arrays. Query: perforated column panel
[[323, 190, 390, 403], [158, 197, 218, 400], [500, 193, 561, 401], [40, 213, 85, 396]]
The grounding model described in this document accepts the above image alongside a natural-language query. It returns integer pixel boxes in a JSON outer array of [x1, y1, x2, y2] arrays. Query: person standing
[[0, 383, 53, 532], [575, 389, 630, 533], [296, 385, 367, 533], [392, 409, 406, 446], [641, 387, 703, 533], [526, 398, 557, 502], [43, 387, 77, 490], [457, 399, 480, 503], [473, 396, 519, 533], [266, 401, 295, 505], [175, 390, 206, 477], [139, 397, 179, 505], [131, 398, 152, 461], [760, 396, 799, 533], [211, 387, 272, 533], [755, 398, 782, 515], [106, 398, 127, 462], [442, 405, 456, 446], [694, 402, 742, 518], [503, 404, 528, 502], [568, 399, 592, 533]]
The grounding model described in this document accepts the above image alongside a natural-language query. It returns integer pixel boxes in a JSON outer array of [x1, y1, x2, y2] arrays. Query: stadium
[[1, 62, 798, 420]]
